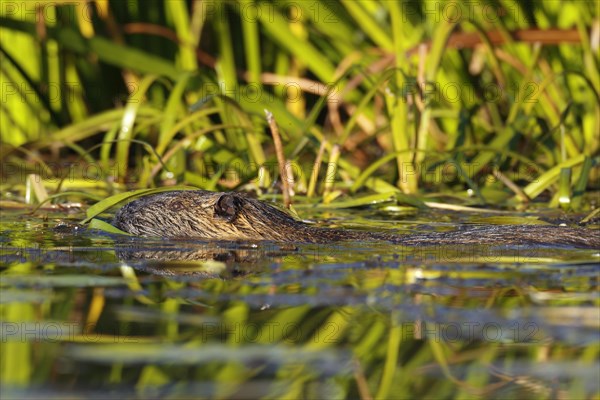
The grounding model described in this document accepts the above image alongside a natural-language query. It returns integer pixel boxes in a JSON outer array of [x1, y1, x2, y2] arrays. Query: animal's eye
[[170, 201, 185, 211], [214, 194, 241, 222]]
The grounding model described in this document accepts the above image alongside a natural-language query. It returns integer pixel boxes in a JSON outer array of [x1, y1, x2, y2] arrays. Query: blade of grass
[[309, 126, 400, 193], [374, 321, 401, 399], [81, 186, 197, 224], [167, 1, 197, 71], [30, 107, 159, 148], [87, 218, 130, 235], [469, 126, 516, 178], [557, 167, 572, 210], [571, 155, 592, 210], [116, 75, 162, 179], [341, 1, 393, 51], [0, 17, 181, 78], [238, 0, 262, 85], [157, 72, 192, 154], [385, 85, 415, 193], [256, 5, 336, 81], [100, 121, 122, 170], [521, 154, 591, 200], [414, 19, 456, 166]]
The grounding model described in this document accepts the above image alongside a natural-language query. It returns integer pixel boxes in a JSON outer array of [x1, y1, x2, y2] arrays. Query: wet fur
[[114, 190, 600, 249]]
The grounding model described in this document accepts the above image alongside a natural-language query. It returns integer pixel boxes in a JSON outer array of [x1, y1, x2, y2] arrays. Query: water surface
[[1, 207, 598, 399]]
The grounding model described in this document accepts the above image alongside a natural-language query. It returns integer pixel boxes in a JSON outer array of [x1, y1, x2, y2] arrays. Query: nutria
[[113, 190, 600, 249]]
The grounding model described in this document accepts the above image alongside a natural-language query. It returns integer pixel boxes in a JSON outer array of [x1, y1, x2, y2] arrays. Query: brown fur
[[113, 191, 600, 249]]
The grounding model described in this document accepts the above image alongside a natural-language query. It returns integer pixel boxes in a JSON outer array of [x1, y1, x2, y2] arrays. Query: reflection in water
[[1, 212, 598, 398]]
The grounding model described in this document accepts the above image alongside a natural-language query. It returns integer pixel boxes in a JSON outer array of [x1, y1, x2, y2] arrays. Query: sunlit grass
[[1, 1, 599, 398], [1, 1, 598, 211]]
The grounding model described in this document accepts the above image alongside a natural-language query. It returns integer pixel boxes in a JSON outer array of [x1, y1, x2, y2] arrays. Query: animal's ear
[[214, 194, 242, 222]]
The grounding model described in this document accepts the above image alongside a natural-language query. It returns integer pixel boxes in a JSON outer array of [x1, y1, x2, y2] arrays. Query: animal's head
[[113, 190, 303, 241]]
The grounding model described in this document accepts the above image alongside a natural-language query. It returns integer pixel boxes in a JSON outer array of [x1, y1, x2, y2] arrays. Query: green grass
[[1, 1, 598, 211]]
